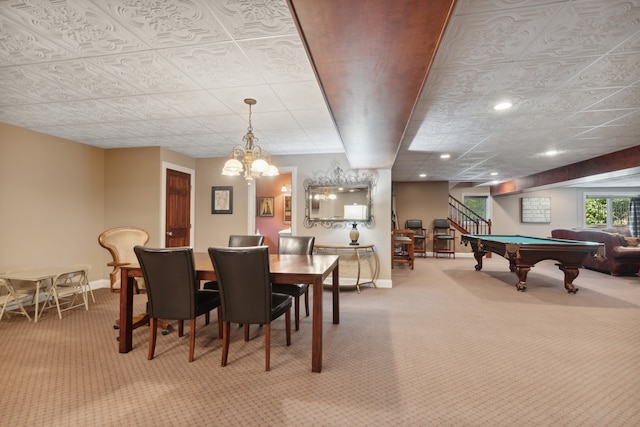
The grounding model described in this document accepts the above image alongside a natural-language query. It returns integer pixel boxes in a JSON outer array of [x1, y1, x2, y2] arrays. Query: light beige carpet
[[1, 256, 639, 426]]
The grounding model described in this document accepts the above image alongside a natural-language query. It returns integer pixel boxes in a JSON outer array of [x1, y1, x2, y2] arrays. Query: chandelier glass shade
[[222, 98, 279, 182]]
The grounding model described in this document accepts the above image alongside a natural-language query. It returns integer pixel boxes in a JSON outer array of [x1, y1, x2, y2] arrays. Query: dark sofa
[[551, 228, 640, 276]]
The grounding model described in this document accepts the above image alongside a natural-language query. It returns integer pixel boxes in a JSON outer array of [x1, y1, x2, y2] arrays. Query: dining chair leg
[[188, 319, 196, 362], [205, 312, 210, 325], [285, 309, 291, 346], [294, 296, 300, 331], [221, 321, 230, 367], [304, 289, 309, 317], [265, 324, 271, 371], [178, 320, 184, 337], [244, 324, 250, 341], [217, 308, 223, 339], [148, 317, 158, 360]]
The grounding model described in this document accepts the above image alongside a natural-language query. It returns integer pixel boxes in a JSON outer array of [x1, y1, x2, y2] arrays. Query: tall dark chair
[[134, 246, 220, 362], [273, 235, 315, 330], [228, 234, 265, 247], [208, 246, 292, 371], [203, 234, 265, 293], [433, 219, 456, 259], [405, 219, 426, 257]]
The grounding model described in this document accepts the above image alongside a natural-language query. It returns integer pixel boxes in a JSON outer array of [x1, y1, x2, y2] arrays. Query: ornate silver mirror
[[304, 167, 375, 228]]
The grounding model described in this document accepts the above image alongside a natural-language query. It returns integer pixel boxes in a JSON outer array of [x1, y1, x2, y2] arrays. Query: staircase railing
[[448, 195, 492, 235]]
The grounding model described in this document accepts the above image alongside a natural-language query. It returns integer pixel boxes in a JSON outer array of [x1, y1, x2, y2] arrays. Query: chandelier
[[313, 188, 337, 201], [221, 98, 279, 183]]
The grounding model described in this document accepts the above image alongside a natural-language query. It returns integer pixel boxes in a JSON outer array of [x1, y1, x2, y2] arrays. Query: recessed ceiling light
[[544, 150, 559, 156], [419, 173, 427, 178], [440, 154, 450, 159], [490, 172, 498, 176], [493, 101, 513, 111]]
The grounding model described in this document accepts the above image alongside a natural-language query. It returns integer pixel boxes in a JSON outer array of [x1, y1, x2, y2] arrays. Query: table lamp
[[343, 204, 368, 245]]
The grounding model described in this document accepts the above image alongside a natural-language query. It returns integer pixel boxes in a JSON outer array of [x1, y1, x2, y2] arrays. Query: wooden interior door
[[165, 169, 190, 247]]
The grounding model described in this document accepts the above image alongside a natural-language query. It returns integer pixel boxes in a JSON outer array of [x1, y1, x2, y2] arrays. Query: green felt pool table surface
[[463, 234, 601, 246]]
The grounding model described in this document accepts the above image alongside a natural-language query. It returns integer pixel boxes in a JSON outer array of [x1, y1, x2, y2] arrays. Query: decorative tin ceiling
[[0, 0, 638, 186]]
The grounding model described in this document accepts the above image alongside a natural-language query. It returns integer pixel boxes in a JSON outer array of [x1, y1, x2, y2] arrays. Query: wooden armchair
[[433, 219, 456, 259], [405, 219, 426, 257]]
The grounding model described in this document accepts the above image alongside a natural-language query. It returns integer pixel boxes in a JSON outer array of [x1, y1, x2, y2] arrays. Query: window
[[584, 194, 631, 228], [463, 196, 488, 220]]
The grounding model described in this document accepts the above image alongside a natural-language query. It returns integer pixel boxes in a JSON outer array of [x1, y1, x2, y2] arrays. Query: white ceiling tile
[[239, 35, 314, 84], [160, 42, 265, 88], [98, 0, 231, 47], [205, 0, 297, 40]]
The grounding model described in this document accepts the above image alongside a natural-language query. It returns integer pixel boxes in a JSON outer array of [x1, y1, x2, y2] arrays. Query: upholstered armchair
[[98, 226, 149, 292]]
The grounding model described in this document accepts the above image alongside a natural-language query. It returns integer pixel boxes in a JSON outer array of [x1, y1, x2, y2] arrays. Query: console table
[[315, 244, 379, 293]]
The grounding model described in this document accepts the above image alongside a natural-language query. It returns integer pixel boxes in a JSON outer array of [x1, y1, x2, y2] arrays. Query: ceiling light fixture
[[440, 154, 451, 159], [544, 150, 559, 156], [313, 188, 337, 201], [493, 101, 513, 111], [221, 98, 279, 183]]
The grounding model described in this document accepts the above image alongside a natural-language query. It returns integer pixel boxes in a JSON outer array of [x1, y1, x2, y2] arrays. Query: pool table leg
[[557, 264, 580, 294], [472, 251, 485, 270], [514, 266, 530, 292]]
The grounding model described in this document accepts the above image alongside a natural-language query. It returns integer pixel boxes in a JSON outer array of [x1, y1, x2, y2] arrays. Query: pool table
[[460, 234, 605, 294]]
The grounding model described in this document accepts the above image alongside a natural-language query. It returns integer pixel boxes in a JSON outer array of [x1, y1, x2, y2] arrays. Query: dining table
[[118, 252, 340, 373]]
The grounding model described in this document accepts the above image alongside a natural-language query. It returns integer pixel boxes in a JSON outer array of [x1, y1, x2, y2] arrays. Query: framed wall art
[[283, 195, 292, 224], [258, 196, 274, 217], [520, 197, 551, 223], [212, 186, 233, 214]]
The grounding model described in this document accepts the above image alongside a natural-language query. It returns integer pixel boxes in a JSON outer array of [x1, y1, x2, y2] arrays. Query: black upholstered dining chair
[[208, 246, 292, 371], [273, 235, 315, 330], [134, 246, 221, 362], [203, 234, 265, 293]]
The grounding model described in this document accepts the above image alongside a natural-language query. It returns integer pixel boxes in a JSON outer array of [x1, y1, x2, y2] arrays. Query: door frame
[[161, 162, 195, 247]]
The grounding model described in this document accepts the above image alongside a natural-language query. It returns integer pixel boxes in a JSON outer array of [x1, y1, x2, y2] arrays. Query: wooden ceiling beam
[[491, 146, 640, 196], [287, 0, 456, 169]]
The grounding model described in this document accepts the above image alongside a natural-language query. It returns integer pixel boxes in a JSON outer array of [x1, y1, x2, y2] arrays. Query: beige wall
[[491, 186, 640, 236], [104, 147, 160, 245], [194, 156, 252, 249], [394, 181, 453, 251], [0, 123, 105, 281]]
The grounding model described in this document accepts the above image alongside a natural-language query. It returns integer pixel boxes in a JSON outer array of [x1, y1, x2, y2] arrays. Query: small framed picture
[[212, 186, 233, 214], [258, 197, 274, 217], [283, 196, 292, 224]]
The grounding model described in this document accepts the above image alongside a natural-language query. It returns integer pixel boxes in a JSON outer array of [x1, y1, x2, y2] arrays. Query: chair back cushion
[[134, 246, 197, 320], [278, 235, 315, 255], [433, 219, 450, 230], [405, 219, 423, 230], [228, 235, 265, 247], [209, 246, 271, 325]]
